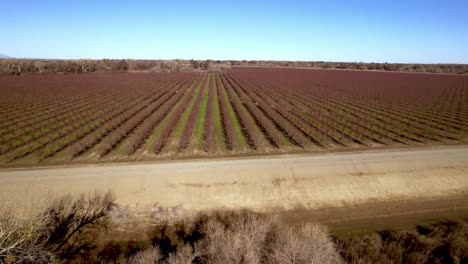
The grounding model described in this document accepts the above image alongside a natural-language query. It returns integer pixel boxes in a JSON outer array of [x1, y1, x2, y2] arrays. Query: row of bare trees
[[2, 58, 466, 75], [0, 59, 230, 75]]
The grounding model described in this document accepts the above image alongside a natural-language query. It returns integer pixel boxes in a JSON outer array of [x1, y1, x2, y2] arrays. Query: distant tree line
[[0, 58, 467, 75], [233, 60, 468, 74]]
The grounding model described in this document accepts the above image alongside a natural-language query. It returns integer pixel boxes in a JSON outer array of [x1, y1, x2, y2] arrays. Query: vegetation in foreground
[[1, 192, 468, 263]]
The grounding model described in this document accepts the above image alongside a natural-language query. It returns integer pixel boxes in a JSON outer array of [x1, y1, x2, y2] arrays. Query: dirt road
[[1, 145, 468, 220]]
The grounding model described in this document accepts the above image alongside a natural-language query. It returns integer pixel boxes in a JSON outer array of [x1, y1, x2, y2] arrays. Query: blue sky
[[1, 0, 467, 63]]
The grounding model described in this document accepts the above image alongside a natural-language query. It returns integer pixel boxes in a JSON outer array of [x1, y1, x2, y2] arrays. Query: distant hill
[[0, 54, 10, 58]]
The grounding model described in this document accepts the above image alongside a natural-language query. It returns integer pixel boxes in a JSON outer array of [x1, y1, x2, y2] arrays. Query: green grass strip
[[143, 78, 199, 150], [194, 75, 211, 148], [212, 75, 225, 151], [175, 76, 205, 138], [225, 77, 267, 146], [217, 75, 247, 147]]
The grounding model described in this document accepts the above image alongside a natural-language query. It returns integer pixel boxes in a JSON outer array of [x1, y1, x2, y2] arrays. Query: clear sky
[[1, 0, 467, 63]]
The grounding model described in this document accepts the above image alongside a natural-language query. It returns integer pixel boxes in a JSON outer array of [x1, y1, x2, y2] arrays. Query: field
[[0, 68, 467, 166], [2, 68, 468, 263]]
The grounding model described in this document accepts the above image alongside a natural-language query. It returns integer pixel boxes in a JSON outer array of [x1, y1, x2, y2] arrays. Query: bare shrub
[[45, 192, 115, 259], [190, 59, 200, 69], [127, 246, 162, 264], [337, 220, 468, 264], [200, 60, 211, 70], [197, 212, 272, 263], [196, 211, 343, 264], [0, 191, 114, 263], [160, 60, 182, 72], [165, 244, 200, 264], [207, 63, 231, 72], [265, 223, 343, 264], [111, 60, 130, 72], [0, 208, 54, 263], [129, 60, 158, 71]]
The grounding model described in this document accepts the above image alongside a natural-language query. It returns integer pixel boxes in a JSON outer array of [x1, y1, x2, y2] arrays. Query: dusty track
[[1, 145, 468, 229]]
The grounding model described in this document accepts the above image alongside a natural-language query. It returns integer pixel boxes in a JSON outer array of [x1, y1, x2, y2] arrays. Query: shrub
[[200, 60, 211, 70], [196, 212, 343, 264], [336, 220, 468, 264], [4, 192, 467, 264], [127, 246, 162, 264], [0, 192, 115, 263], [190, 59, 200, 69], [125, 211, 343, 264], [112, 60, 129, 72], [0, 207, 54, 263]]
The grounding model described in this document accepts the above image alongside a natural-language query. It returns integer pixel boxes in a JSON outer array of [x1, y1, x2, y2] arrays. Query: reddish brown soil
[[0, 69, 466, 166]]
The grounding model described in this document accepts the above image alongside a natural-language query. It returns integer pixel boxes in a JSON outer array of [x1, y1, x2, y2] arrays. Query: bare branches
[[45, 192, 115, 258], [0, 192, 114, 263]]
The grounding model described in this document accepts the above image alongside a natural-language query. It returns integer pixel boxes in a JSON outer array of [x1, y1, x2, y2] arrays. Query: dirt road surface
[[1, 145, 468, 229]]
